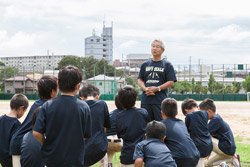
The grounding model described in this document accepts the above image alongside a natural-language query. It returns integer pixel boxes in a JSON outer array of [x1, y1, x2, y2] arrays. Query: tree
[[0, 66, 19, 80], [208, 74, 216, 94], [126, 76, 137, 88], [171, 81, 182, 94], [201, 86, 208, 94], [224, 84, 234, 94], [0, 66, 19, 92], [180, 80, 191, 94], [194, 81, 202, 94], [242, 76, 250, 92], [0, 61, 5, 66], [82, 56, 99, 79], [57, 56, 82, 71], [232, 81, 241, 93], [214, 82, 224, 94], [191, 77, 195, 93]]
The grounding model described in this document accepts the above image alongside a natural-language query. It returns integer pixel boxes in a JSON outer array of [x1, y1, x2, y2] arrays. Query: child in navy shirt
[[182, 99, 213, 167], [106, 94, 123, 167], [0, 94, 29, 167], [79, 84, 110, 166], [133, 120, 177, 167], [20, 106, 44, 167], [116, 85, 150, 167], [33, 65, 92, 167], [161, 98, 200, 167], [199, 98, 238, 167], [10, 75, 58, 166]]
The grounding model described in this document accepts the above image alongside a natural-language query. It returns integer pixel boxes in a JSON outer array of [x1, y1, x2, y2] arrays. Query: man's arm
[[138, 78, 147, 92], [33, 131, 45, 144], [138, 78, 155, 96], [134, 158, 144, 167], [147, 81, 175, 93]]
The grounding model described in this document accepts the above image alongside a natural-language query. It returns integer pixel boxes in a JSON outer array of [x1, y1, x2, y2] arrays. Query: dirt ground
[[1, 101, 250, 143]]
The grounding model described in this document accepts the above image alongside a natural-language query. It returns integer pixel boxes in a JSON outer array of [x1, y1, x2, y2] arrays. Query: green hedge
[[0, 94, 247, 101]]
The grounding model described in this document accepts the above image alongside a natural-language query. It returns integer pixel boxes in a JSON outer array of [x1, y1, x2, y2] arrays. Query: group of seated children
[[0, 65, 240, 167]]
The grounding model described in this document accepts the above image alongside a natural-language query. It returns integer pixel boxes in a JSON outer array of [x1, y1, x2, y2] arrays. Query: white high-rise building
[[85, 22, 113, 65], [0, 54, 73, 73]]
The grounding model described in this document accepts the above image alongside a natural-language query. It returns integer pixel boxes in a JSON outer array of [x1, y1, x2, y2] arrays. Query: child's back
[[162, 118, 200, 165], [20, 106, 44, 167], [208, 114, 236, 155], [116, 86, 149, 165], [116, 107, 149, 164], [182, 99, 213, 158], [133, 121, 176, 167], [0, 94, 29, 167], [185, 110, 213, 157], [84, 100, 110, 166], [34, 92, 92, 166], [33, 66, 92, 167], [79, 84, 111, 166], [0, 115, 20, 166]]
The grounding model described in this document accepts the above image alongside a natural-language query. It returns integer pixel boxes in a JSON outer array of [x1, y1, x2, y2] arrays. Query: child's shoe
[[219, 161, 229, 167], [233, 153, 241, 167], [220, 161, 228, 167]]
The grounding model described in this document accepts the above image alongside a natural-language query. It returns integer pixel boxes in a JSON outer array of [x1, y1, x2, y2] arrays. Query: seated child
[[133, 120, 177, 167], [161, 98, 200, 167], [106, 94, 123, 167], [199, 98, 239, 167], [20, 106, 44, 167], [10, 75, 58, 166], [0, 94, 29, 167], [182, 98, 213, 167], [116, 85, 150, 166], [33, 65, 92, 167], [79, 84, 111, 166]]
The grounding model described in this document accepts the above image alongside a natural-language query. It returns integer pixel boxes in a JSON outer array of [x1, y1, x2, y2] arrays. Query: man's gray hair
[[152, 39, 166, 50]]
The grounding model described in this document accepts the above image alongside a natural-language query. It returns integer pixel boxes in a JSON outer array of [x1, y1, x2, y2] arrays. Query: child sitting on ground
[[182, 98, 213, 167], [10, 75, 58, 167], [199, 98, 240, 167], [105, 94, 123, 167], [133, 120, 177, 167], [116, 85, 150, 167], [20, 106, 44, 167], [33, 65, 92, 167], [161, 98, 200, 167], [0, 94, 29, 167], [79, 84, 111, 167]]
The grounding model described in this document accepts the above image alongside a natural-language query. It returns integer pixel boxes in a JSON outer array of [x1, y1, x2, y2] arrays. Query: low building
[[4, 76, 37, 94], [87, 74, 125, 95]]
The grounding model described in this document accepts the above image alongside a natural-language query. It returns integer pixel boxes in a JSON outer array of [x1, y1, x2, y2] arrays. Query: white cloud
[[119, 40, 138, 49], [209, 24, 250, 42]]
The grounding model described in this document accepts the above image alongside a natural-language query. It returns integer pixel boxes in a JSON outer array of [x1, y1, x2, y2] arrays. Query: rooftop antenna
[[92, 29, 96, 36], [103, 14, 106, 27]]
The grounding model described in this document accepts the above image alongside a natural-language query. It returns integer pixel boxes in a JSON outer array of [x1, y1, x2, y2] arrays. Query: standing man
[[138, 39, 177, 121]]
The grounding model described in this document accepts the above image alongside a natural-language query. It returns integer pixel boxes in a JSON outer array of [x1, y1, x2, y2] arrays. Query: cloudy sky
[[0, 0, 250, 65]]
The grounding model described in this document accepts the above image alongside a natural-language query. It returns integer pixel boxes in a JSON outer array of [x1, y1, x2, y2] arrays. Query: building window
[[96, 39, 100, 42], [90, 39, 94, 42], [99, 82, 102, 86]]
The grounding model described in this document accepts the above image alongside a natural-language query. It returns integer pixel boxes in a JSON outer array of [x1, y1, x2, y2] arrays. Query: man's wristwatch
[[158, 86, 161, 92]]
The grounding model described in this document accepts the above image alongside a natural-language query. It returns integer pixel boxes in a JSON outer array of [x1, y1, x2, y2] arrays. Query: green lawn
[[235, 136, 250, 167]]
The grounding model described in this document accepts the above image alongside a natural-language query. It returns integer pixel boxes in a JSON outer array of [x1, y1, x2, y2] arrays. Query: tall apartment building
[[0, 54, 71, 73], [85, 22, 113, 65]]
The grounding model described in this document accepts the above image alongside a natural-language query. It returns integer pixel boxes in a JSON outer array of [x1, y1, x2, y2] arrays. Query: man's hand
[[145, 86, 158, 96]]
